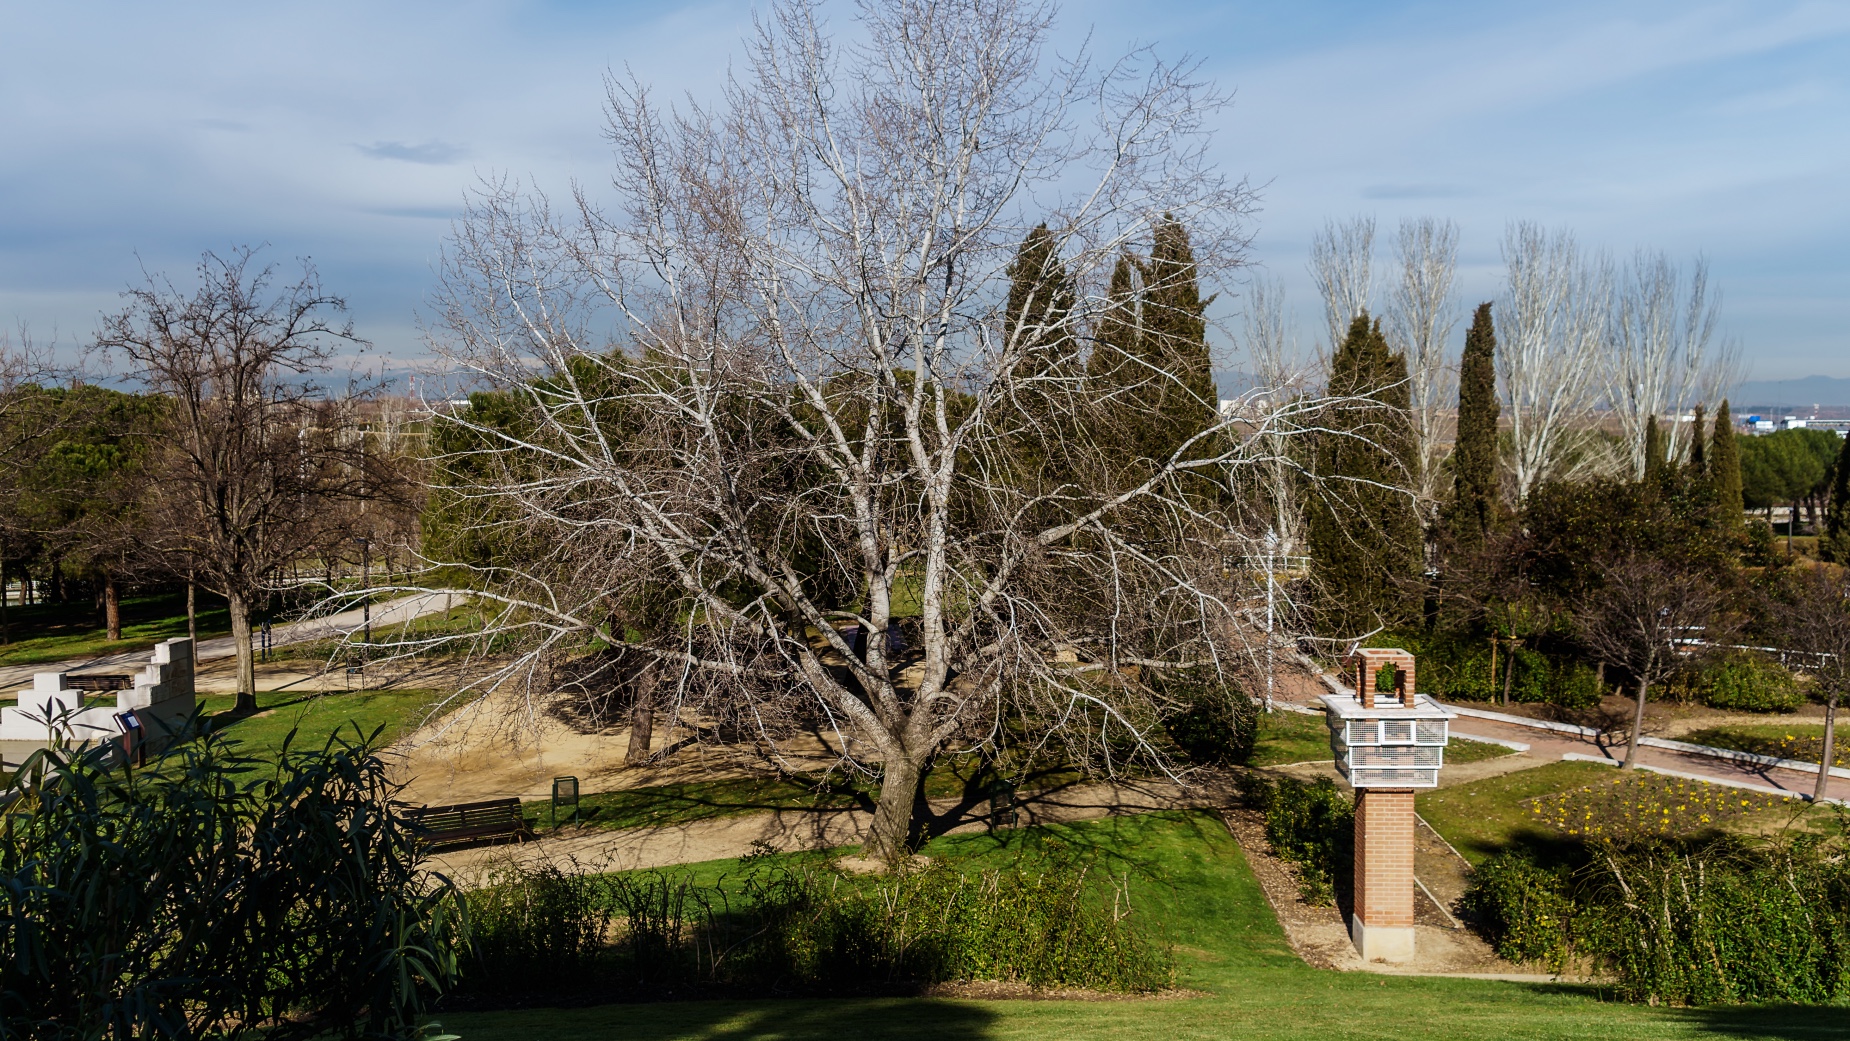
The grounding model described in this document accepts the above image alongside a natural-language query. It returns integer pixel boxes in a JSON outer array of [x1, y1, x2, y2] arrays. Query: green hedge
[[1240, 775, 1352, 905], [1460, 830, 1850, 1004], [1698, 652, 1804, 713]]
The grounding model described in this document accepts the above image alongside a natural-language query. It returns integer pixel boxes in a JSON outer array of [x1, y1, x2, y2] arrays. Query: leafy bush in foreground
[[0, 729, 464, 1040]]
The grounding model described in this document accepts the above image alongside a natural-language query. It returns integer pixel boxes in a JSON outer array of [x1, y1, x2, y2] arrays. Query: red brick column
[[1352, 788, 1416, 961]]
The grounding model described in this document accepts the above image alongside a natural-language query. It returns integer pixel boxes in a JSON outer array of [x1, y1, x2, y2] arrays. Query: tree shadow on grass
[[447, 996, 999, 1041], [1674, 1004, 1850, 1039]]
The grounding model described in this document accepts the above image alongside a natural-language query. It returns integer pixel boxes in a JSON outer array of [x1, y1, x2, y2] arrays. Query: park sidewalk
[[0, 592, 452, 693], [1272, 673, 1850, 805]]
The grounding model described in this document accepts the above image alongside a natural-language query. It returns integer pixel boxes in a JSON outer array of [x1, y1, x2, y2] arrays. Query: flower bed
[[1681, 724, 1848, 770], [1523, 773, 1787, 842]]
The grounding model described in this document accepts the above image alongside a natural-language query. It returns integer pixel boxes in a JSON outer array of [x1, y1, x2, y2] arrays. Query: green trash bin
[[552, 776, 581, 827]]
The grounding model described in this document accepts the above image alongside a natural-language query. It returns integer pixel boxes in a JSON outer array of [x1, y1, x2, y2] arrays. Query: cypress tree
[[1710, 400, 1744, 526], [1001, 224, 1079, 487], [1644, 415, 1666, 487], [1004, 224, 1077, 379], [1445, 302, 1500, 549], [1142, 215, 1217, 442], [1307, 312, 1421, 634], [1823, 433, 1850, 562], [1688, 404, 1707, 479], [1086, 219, 1217, 479]]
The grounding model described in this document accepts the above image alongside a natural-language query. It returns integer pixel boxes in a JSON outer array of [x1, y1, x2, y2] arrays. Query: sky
[[1, 0, 1845, 380]]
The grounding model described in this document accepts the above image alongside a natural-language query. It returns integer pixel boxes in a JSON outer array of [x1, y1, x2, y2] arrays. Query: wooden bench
[[405, 797, 532, 848]]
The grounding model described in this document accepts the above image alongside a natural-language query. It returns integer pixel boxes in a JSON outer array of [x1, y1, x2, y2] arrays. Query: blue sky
[[1, 0, 1845, 379]]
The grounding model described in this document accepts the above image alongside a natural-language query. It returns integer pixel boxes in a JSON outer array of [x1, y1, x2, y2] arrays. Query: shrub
[[1549, 661, 1606, 710], [1241, 775, 1352, 905], [1458, 853, 1573, 967], [1164, 679, 1260, 767], [0, 730, 464, 1041], [1700, 653, 1803, 713], [457, 850, 1174, 1001]]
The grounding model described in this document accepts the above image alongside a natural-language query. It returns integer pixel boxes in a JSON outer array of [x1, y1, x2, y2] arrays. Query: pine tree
[[1710, 400, 1744, 527], [1445, 302, 1499, 549], [1823, 433, 1850, 563], [1307, 312, 1422, 634]]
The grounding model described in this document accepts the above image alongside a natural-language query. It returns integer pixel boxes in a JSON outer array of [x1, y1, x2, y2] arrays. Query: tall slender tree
[[1710, 400, 1744, 527], [1643, 415, 1666, 487], [1142, 215, 1218, 437], [1445, 302, 1499, 549], [1308, 312, 1421, 634], [1001, 224, 1080, 485], [1688, 404, 1707, 479], [1822, 432, 1850, 563]]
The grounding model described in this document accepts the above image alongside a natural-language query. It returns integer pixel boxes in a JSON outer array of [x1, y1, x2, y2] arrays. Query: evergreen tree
[[1644, 415, 1666, 487], [1142, 215, 1217, 441], [1823, 433, 1850, 562], [1000, 224, 1079, 484], [1085, 219, 1217, 480], [1688, 404, 1707, 479], [1004, 223, 1077, 379], [1445, 302, 1499, 549], [1307, 312, 1421, 634], [1710, 400, 1744, 527]]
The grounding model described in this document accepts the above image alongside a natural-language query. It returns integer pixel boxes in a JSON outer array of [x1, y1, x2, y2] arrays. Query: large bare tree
[[415, 0, 1377, 862], [1308, 215, 1375, 356], [1384, 217, 1459, 520], [1604, 251, 1738, 479], [1496, 222, 1611, 502], [97, 249, 400, 712]]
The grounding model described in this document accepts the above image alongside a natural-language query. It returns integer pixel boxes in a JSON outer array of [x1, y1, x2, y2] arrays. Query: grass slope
[[441, 811, 1847, 1040], [197, 688, 444, 757]]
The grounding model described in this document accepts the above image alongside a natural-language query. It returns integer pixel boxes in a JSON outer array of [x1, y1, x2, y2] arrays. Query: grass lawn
[[1682, 722, 1848, 769], [441, 811, 1849, 1041], [0, 590, 230, 667], [1250, 709, 1513, 768], [196, 687, 446, 757], [1417, 760, 1626, 865]]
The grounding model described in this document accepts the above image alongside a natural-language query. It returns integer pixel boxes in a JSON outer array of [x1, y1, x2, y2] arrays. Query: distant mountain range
[[1731, 375, 1850, 409]]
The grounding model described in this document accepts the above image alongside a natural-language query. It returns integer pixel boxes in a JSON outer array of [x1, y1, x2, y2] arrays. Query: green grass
[[0, 590, 230, 667], [1249, 709, 1514, 767], [1417, 760, 1618, 865], [1682, 723, 1848, 769], [196, 687, 446, 757], [442, 811, 1850, 1041]]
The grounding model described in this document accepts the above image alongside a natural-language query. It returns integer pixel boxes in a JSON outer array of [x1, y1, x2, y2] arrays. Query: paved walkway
[[0, 592, 454, 691], [1275, 673, 1850, 804]]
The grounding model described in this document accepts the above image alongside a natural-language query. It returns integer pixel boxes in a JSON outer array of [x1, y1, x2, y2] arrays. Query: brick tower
[[1321, 647, 1451, 962]]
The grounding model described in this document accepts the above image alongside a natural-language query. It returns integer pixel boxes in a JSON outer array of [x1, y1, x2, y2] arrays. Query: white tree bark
[[1309, 216, 1376, 354], [1604, 252, 1737, 478], [1495, 223, 1611, 502], [1384, 217, 1459, 518], [411, 0, 1382, 863]]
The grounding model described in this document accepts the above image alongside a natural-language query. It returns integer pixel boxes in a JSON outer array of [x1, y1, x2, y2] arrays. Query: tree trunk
[[1816, 692, 1839, 803], [1501, 640, 1519, 706], [229, 590, 258, 714], [186, 575, 197, 645], [862, 751, 928, 865], [1623, 677, 1651, 769], [104, 574, 121, 641], [1, 561, 8, 644], [625, 665, 657, 763], [1488, 638, 1497, 694]]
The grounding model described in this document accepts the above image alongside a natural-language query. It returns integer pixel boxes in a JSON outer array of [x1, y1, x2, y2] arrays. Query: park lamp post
[[1321, 647, 1452, 963], [354, 536, 371, 650]]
